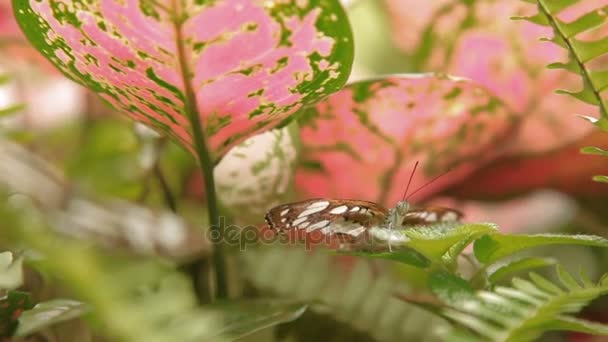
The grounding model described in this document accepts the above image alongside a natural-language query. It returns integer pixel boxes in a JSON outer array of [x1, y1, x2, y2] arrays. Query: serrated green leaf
[[352, 223, 496, 268], [0, 252, 23, 290], [488, 257, 556, 284], [571, 37, 608, 63], [590, 69, 608, 92], [559, 5, 608, 38], [581, 146, 608, 156], [540, 0, 579, 14], [428, 271, 475, 306], [547, 60, 580, 73], [474, 233, 608, 264], [556, 87, 598, 105], [209, 299, 306, 341], [511, 13, 549, 26], [441, 267, 608, 341], [15, 299, 89, 337]]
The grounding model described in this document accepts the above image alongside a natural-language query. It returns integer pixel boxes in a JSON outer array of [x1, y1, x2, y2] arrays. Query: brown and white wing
[[401, 206, 463, 226], [265, 199, 388, 238]]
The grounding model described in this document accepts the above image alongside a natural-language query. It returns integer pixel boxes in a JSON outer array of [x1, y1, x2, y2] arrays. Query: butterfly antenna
[[402, 161, 419, 200], [406, 167, 453, 201]]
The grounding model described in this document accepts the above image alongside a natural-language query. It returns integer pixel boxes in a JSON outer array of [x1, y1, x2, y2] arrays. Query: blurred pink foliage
[[384, 0, 601, 154], [295, 75, 517, 207], [383, 0, 608, 198]]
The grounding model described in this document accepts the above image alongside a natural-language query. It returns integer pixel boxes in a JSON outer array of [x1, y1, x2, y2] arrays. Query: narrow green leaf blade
[[547, 316, 608, 335], [581, 146, 608, 157], [15, 299, 89, 337], [488, 257, 556, 284]]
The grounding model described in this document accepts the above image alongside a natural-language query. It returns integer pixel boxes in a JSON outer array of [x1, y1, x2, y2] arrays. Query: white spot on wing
[[329, 205, 348, 214], [426, 213, 437, 221], [298, 222, 310, 229], [298, 201, 330, 218], [305, 220, 329, 232], [350, 206, 360, 212], [280, 208, 289, 216], [442, 211, 459, 221], [292, 216, 308, 226]]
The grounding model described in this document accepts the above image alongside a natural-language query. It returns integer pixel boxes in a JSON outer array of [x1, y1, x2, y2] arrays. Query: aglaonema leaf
[[474, 233, 608, 265], [14, 0, 353, 158], [15, 299, 89, 337], [295, 74, 517, 206]]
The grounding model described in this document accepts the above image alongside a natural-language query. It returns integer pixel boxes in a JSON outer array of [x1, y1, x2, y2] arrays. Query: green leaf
[[344, 246, 431, 268], [0, 252, 23, 290], [473, 233, 608, 264], [210, 299, 306, 340], [15, 299, 89, 337], [488, 257, 556, 284], [592, 175, 608, 183], [428, 271, 475, 306], [441, 267, 608, 341], [547, 316, 608, 335], [245, 245, 447, 340], [581, 146, 608, 157], [0, 104, 26, 117], [0, 291, 33, 338]]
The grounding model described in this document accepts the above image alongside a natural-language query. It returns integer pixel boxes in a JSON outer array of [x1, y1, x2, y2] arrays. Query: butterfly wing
[[401, 206, 463, 226], [265, 199, 388, 238]]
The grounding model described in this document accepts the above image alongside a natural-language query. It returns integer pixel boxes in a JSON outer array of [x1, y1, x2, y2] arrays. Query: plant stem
[[172, 2, 228, 300]]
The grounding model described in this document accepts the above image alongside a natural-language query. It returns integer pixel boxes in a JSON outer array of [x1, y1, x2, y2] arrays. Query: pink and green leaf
[[295, 74, 518, 206], [13, 0, 353, 158]]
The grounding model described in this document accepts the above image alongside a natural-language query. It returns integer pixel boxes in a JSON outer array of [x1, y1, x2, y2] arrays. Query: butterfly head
[[388, 200, 411, 226]]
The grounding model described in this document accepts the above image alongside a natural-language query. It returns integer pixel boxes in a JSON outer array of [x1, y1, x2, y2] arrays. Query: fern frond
[[518, 0, 608, 181], [441, 266, 608, 342], [244, 245, 447, 341]]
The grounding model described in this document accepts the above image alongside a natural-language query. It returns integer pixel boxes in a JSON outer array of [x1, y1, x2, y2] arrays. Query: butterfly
[[265, 199, 462, 247], [264, 162, 463, 251]]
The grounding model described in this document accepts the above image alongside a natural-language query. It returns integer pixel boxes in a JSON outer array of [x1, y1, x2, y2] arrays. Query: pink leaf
[[295, 74, 518, 207], [14, 0, 353, 158]]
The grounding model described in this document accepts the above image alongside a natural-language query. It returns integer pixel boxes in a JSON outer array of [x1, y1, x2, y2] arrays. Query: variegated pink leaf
[[13, 0, 353, 158], [295, 74, 518, 206]]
